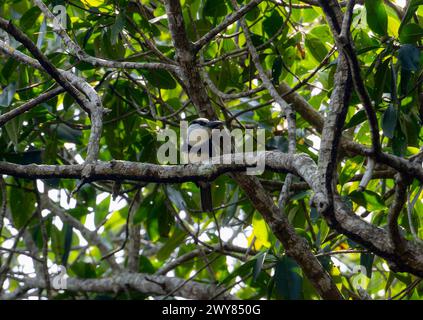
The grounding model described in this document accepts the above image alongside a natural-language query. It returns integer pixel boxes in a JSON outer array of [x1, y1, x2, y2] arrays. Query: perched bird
[[186, 118, 223, 212]]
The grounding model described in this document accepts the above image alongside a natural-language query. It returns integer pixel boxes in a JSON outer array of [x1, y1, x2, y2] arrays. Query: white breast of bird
[[187, 124, 212, 163]]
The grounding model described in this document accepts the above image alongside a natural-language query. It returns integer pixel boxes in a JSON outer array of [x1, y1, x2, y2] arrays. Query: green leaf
[[349, 190, 386, 211], [139, 255, 155, 274], [398, 44, 420, 71], [165, 185, 187, 211], [95, 196, 110, 226], [252, 211, 270, 248], [246, 7, 260, 21], [274, 256, 303, 300], [141, 70, 177, 89], [9, 186, 36, 229], [344, 110, 367, 129], [140, 193, 172, 240], [203, 0, 227, 18], [373, 59, 390, 106], [399, 23, 423, 44], [365, 0, 388, 36], [339, 156, 363, 186], [51, 225, 64, 261], [156, 228, 187, 260], [392, 125, 408, 157], [271, 56, 283, 86], [0, 83, 16, 108], [263, 11, 284, 38], [316, 219, 330, 249], [360, 253, 375, 279], [4, 115, 22, 147], [253, 251, 266, 282], [220, 259, 256, 286], [382, 104, 398, 139], [62, 223, 73, 266], [305, 35, 328, 62], [399, 0, 423, 34], [111, 12, 125, 45], [20, 7, 42, 30], [71, 262, 97, 279]]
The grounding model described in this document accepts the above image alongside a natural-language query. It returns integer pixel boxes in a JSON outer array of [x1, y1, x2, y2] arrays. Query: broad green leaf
[[344, 110, 367, 130], [203, 0, 227, 18], [142, 70, 177, 90], [263, 11, 284, 38], [95, 196, 110, 226], [20, 7, 42, 30], [156, 228, 187, 260], [274, 256, 303, 300], [220, 259, 256, 286], [139, 255, 155, 274], [253, 251, 266, 282], [399, 0, 423, 33], [81, 0, 106, 7], [399, 23, 423, 44], [339, 156, 363, 186], [71, 262, 97, 279], [398, 44, 420, 71], [62, 223, 73, 266], [365, 0, 388, 36], [373, 58, 390, 106], [305, 35, 328, 62], [111, 13, 125, 45], [392, 125, 408, 157], [4, 116, 22, 147], [349, 190, 387, 211], [9, 186, 36, 229], [316, 219, 330, 249], [360, 253, 375, 279], [252, 211, 271, 249]]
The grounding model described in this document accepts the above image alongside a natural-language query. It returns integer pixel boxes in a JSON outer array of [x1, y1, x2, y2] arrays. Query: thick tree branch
[[163, 0, 215, 119], [8, 272, 237, 300], [318, 0, 382, 155]]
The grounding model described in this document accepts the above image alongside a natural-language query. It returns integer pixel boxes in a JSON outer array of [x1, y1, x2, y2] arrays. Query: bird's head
[[190, 118, 224, 129], [187, 118, 224, 150]]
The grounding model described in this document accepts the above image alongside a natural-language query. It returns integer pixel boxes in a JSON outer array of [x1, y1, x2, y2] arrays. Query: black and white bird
[[186, 118, 223, 212]]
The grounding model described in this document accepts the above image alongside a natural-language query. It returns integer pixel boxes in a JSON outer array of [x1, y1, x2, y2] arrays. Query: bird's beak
[[206, 120, 224, 128]]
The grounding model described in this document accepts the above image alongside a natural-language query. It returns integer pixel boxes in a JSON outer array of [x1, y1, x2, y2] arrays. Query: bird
[[186, 118, 223, 212]]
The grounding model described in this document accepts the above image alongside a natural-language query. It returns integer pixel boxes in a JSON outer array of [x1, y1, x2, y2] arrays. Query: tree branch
[[193, 0, 264, 52], [33, 0, 181, 74], [8, 272, 237, 300], [0, 87, 65, 127]]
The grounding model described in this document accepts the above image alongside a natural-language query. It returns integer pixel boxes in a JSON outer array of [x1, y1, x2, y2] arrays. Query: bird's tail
[[200, 183, 213, 212]]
